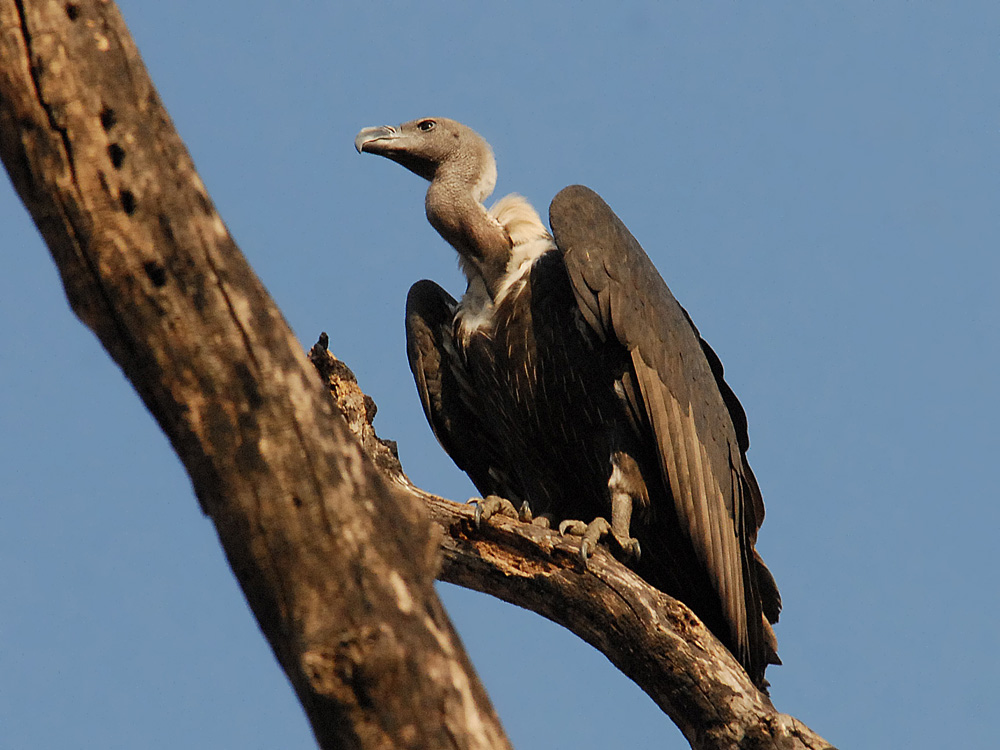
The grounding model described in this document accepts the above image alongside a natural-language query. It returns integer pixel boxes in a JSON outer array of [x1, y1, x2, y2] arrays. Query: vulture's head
[[355, 117, 497, 202]]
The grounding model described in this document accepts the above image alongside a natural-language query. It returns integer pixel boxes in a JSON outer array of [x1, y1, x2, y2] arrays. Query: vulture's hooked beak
[[355, 125, 397, 154]]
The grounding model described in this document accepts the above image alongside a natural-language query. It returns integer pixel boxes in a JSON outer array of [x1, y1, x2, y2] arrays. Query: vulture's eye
[[417, 119, 436, 132]]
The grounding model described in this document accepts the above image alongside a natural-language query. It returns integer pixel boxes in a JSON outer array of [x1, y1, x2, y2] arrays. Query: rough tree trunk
[[0, 2, 833, 749], [0, 2, 510, 749]]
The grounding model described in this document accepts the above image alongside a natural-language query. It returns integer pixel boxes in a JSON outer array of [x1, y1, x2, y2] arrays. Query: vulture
[[355, 117, 781, 687]]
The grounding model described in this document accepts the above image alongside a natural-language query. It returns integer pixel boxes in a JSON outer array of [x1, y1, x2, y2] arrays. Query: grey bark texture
[[0, 1, 834, 748]]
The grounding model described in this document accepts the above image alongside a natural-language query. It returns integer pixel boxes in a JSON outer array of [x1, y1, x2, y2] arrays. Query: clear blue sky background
[[2, 2, 997, 748]]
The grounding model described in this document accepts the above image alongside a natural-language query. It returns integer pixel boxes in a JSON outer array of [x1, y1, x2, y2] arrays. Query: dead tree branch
[[312, 343, 836, 750]]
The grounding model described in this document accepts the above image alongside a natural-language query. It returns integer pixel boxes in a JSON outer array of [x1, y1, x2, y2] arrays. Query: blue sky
[[2, 2, 997, 748]]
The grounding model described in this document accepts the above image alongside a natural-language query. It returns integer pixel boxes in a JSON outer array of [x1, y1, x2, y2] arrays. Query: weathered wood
[[313, 344, 837, 750], [0, 2, 510, 749]]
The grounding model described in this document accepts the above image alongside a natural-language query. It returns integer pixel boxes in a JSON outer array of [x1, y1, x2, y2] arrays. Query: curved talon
[[620, 537, 641, 561], [471, 495, 518, 529], [466, 497, 484, 527], [559, 516, 639, 566], [579, 517, 611, 564], [559, 519, 585, 536]]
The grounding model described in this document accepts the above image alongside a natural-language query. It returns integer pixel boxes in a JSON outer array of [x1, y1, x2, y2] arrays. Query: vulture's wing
[[405, 280, 504, 497], [549, 185, 777, 676]]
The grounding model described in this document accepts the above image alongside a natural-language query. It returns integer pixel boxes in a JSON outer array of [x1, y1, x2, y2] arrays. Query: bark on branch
[[0, 1, 833, 748], [312, 343, 836, 750]]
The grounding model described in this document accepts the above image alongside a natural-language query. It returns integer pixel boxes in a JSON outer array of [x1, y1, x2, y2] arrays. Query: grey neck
[[424, 165, 510, 298]]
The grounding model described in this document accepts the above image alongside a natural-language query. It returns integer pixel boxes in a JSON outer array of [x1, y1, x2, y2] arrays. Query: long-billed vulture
[[355, 117, 781, 687]]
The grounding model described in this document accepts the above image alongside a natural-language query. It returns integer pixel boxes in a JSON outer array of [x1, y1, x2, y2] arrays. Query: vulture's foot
[[470, 495, 518, 528], [517, 500, 552, 527], [559, 517, 641, 565]]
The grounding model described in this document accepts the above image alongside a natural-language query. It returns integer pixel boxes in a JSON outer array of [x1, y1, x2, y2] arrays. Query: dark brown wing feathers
[[405, 280, 500, 496], [549, 185, 779, 679]]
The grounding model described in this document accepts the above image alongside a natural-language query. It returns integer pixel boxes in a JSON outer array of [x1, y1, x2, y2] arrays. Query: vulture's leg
[[559, 451, 644, 563], [607, 450, 645, 559]]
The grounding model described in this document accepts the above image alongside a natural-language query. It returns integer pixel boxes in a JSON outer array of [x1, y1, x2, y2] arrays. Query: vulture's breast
[[456, 251, 640, 519]]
